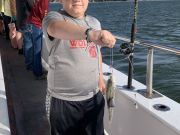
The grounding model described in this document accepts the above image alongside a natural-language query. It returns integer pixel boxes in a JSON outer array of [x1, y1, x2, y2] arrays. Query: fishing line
[[103, 1, 115, 74], [125, 1, 135, 37], [102, 53, 124, 57], [110, 48, 114, 74], [103, 1, 135, 71], [127, 54, 134, 72], [113, 54, 134, 70], [113, 56, 129, 63], [113, 57, 129, 69]]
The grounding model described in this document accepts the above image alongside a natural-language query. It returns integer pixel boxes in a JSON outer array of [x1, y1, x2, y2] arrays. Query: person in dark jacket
[[15, 0, 34, 30], [15, 0, 34, 54]]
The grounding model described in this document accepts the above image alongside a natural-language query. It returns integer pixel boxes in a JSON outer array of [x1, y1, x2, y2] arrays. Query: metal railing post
[[146, 47, 154, 98]]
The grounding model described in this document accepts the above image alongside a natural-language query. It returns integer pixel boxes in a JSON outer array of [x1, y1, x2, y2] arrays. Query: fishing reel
[[119, 43, 134, 55]]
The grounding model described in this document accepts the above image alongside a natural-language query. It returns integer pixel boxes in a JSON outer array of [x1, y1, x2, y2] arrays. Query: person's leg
[[3, 15, 11, 40], [0, 16, 4, 34], [50, 98, 86, 135], [18, 28, 24, 55], [84, 91, 105, 135], [16, 31, 23, 54], [32, 24, 43, 78], [23, 24, 33, 70]]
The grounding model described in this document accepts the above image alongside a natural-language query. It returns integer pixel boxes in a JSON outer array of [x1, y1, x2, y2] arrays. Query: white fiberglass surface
[[103, 63, 180, 134]]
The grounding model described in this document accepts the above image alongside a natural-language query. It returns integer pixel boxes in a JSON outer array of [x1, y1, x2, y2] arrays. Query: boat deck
[[0, 36, 50, 135]]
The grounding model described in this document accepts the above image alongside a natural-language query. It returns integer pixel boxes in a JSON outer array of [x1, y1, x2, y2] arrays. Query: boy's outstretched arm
[[47, 20, 116, 48], [47, 20, 87, 40]]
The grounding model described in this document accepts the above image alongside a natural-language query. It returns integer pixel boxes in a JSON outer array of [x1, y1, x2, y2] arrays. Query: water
[[49, 1, 180, 103]]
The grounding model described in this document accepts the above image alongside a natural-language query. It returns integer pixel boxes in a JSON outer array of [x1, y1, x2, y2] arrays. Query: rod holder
[[146, 47, 154, 98]]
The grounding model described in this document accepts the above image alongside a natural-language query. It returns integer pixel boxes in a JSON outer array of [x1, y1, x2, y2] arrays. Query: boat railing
[[115, 35, 180, 98]]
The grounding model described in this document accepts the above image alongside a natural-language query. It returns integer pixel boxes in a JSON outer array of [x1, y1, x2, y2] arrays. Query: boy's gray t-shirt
[[42, 11, 102, 101]]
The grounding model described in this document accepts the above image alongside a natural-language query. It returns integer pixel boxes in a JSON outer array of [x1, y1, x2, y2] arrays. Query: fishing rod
[[126, 0, 138, 89]]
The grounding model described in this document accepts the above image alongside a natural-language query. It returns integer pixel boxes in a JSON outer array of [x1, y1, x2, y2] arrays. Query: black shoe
[[18, 49, 23, 55], [26, 67, 32, 71], [6, 36, 10, 40], [43, 70, 48, 75], [35, 74, 47, 80]]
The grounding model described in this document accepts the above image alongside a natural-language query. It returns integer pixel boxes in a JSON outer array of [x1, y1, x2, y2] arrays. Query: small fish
[[106, 74, 116, 123]]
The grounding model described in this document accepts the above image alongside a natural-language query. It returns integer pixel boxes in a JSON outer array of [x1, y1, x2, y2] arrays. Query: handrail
[[115, 35, 180, 98], [115, 35, 180, 55]]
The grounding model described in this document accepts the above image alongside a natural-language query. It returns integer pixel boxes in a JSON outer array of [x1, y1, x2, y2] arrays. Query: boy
[[42, 0, 116, 134]]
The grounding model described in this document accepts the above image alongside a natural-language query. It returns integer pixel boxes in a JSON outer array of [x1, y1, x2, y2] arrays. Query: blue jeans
[[23, 24, 43, 77]]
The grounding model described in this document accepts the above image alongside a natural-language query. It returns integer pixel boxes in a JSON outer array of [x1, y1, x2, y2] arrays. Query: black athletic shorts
[[50, 91, 105, 135]]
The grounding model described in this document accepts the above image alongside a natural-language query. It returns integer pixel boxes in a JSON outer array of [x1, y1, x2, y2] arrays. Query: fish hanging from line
[[106, 73, 116, 123]]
